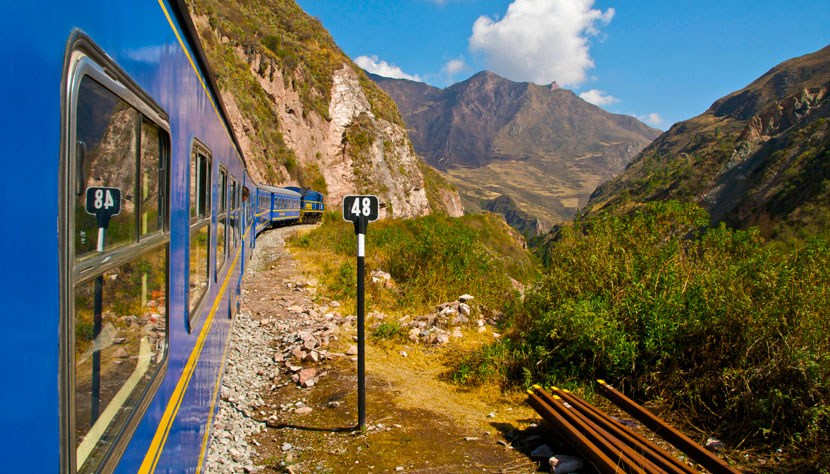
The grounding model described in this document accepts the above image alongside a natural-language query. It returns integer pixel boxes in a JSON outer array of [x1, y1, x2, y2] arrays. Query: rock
[[294, 406, 313, 415], [458, 303, 471, 316], [399, 351, 408, 357], [281, 443, 293, 452], [459, 294, 474, 302], [408, 328, 421, 342], [292, 347, 306, 361], [346, 345, 358, 356], [705, 437, 725, 451], [550, 454, 584, 473], [299, 368, 317, 387], [439, 306, 457, 316]]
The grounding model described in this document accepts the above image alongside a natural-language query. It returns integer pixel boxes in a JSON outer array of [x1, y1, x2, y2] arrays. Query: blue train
[[1, 1, 323, 472]]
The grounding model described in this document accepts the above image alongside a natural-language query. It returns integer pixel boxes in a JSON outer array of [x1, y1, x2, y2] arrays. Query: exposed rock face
[[233, 46, 431, 218], [190, 9, 461, 219], [485, 195, 551, 237], [737, 86, 827, 142]]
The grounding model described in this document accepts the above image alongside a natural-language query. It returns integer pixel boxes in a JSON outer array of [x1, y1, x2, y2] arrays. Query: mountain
[[370, 71, 662, 230], [185, 0, 463, 218], [586, 45, 830, 240]]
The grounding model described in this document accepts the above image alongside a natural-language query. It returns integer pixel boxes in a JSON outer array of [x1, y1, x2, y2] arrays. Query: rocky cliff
[[188, 0, 462, 218]]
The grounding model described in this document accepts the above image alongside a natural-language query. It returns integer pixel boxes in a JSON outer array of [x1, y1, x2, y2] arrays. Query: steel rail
[[532, 387, 653, 474], [552, 387, 697, 474], [596, 380, 741, 474], [527, 390, 623, 473]]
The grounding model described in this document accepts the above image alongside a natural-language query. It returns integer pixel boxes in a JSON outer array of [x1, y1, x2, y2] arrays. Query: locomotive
[[1, 0, 323, 472]]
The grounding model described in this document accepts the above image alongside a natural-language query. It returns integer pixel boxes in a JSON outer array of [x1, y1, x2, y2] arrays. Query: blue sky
[[295, 0, 830, 130]]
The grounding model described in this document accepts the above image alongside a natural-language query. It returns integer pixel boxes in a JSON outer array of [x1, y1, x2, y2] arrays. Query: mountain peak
[[369, 70, 660, 228]]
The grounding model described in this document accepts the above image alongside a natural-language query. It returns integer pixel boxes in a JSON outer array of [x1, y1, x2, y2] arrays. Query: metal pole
[[91, 226, 105, 422], [355, 218, 367, 430]]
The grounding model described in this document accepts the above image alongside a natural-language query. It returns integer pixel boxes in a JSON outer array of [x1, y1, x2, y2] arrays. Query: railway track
[[527, 383, 741, 474]]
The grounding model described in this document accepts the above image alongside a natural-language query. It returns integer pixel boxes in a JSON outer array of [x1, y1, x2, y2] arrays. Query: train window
[[73, 79, 139, 258], [216, 166, 227, 274], [140, 122, 164, 236], [189, 142, 211, 317], [64, 46, 169, 474], [229, 177, 237, 249]]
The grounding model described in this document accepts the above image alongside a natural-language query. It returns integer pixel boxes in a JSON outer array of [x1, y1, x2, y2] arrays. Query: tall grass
[[290, 211, 536, 315]]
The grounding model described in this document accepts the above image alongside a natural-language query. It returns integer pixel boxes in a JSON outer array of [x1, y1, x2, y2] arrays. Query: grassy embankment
[[456, 200, 829, 470], [289, 202, 828, 469]]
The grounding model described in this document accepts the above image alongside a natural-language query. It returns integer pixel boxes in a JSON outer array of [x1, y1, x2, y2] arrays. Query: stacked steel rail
[[527, 383, 741, 474]]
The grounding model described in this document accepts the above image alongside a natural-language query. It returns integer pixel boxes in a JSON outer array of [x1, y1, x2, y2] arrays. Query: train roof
[[284, 186, 323, 198], [258, 185, 302, 197]]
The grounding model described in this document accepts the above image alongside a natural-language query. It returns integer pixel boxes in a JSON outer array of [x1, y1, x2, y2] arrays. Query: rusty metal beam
[[596, 380, 741, 474], [552, 387, 697, 474]]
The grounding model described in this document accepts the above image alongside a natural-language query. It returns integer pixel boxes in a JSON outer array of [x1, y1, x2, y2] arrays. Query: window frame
[[188, 139, 212, 328], [60, 33, 170, 474], [215, 164, 228, 278]]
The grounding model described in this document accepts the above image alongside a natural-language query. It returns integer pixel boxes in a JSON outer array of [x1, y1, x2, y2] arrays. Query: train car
[[255, 185, 302, 233], [0, 1, 291, 472], [285, 186, 326, 224]]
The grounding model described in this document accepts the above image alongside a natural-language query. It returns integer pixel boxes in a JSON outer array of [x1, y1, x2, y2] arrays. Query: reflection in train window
[[74, 78, 138, 258], [68, 64, 169, 474], [189, 143, 211, 316], [74, 246, 167, 472], [216, 166, 227, 273]]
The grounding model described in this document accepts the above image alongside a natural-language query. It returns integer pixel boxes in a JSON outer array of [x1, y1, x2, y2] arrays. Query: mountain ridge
[[586, 44, 830, 240], [370, 70, 661, 231]]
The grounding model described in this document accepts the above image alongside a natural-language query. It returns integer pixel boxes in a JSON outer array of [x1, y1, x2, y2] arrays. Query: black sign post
[[84, 186, 121, 422], [342, 195, 379, 430]]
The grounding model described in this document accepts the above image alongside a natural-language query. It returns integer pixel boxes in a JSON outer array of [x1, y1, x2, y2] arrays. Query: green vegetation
[[290, 212, 537, 315], [452, 200, 829, 467], [371, 321, 404, 342], [191, 0, 404, 133]]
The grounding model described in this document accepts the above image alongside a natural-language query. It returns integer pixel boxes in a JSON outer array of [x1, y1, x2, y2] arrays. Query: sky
[[294, 0, 830, 130]]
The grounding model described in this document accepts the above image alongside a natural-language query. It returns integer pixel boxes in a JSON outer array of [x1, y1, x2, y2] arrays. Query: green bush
[[467, 200, 829, 466], [371, 321, 403, 341], [289, 213, 533, 315]]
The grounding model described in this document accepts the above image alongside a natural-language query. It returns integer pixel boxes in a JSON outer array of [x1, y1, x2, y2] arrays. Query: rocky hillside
[[186, 0, 462, 218], [371, 71, 661, 230], [586, 45, 830, 240]]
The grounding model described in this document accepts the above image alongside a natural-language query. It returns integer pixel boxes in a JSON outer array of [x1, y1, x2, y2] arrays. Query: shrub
[[470, 200, 829, 466]]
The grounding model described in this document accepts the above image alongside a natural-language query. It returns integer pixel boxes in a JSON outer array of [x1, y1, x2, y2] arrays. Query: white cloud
[[634, 112, 664, 127], [443, 58, 466, 75], [579, 89, 620, 106], [468, 0, 614, 87], [354, 55, 422, 82]]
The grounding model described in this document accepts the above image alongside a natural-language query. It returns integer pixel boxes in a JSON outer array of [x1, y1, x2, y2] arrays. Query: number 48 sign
[[342, 195, 379, 223], [85, 186, 122, 229]]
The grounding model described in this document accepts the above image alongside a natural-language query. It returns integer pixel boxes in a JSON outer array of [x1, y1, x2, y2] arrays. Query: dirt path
[[206, 226, 550, 473]]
